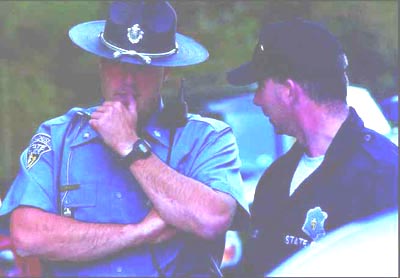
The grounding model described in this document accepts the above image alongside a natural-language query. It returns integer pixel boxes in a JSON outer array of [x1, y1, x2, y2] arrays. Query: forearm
[[89, 101, 237, 239], [10, 207, 172, 262], [130, 154, 236, 239]]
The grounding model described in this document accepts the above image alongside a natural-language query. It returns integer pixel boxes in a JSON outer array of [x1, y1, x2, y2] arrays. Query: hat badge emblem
[[127, 24, 144, 45]]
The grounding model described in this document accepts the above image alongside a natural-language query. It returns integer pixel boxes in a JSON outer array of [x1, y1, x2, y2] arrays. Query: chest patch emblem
[[302, 206, 328, 242], [26, 133, 52, 169]]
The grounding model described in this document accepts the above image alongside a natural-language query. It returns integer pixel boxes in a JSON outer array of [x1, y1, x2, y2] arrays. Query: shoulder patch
[[26, 133, 52, 170]]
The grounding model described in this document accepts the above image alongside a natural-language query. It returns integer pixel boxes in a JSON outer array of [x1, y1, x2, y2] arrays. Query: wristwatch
[[121, 138, 152, 166]]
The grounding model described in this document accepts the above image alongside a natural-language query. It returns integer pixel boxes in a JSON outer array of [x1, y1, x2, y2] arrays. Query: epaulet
[[187, 113, 230, 132], [42, 107, 90, 126], [359, 128, 398, 163]]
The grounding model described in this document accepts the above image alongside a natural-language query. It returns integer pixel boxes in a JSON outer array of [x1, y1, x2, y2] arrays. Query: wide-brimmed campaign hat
[[227, 18, 348, 85], [69, 0, 209, 67]]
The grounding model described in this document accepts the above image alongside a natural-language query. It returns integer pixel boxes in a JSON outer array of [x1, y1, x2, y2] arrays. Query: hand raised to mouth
[[90, 95, 139, 156]]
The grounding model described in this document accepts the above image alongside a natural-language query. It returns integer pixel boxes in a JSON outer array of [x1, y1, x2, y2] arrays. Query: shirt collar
[[70, 107, 100, 147], [143, 109, 172, 147], [288, 108, 364, 170], [324, 107, 364, 163]]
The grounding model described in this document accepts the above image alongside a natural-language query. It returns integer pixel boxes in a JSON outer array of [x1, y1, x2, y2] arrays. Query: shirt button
[[83, 132, 90, 139], [116, 266, 123, 273], [364, 134, 372, 142], [251, 229, 260, 239], [115, 192, 122, 199]]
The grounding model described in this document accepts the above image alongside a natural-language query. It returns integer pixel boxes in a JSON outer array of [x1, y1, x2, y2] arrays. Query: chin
[[274, 128, 284, 135], [271, 123, 286, 135]]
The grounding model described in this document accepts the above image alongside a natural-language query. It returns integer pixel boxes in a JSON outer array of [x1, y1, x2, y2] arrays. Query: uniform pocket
[[60, 183, 97, 220]]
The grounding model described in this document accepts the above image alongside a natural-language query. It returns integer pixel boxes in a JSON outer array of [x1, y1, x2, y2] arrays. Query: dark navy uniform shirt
[[245, 108, 398, 275], [0, 104, 249, 277]]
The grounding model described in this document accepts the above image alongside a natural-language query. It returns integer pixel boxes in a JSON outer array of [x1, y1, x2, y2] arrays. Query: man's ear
[[284, 78, 300, 102], [280, 78, 297, 104], [286, 79, 297, 93]]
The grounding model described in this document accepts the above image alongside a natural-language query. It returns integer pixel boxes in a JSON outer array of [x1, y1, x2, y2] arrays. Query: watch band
[[121, 138, 152, 166]]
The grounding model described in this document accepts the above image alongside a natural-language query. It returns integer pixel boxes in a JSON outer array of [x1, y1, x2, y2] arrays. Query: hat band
[[99, 32, 178, 64]]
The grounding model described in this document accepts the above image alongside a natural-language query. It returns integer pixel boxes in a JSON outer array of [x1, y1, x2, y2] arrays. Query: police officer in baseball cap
[[227, 18, 398, 276], [0, 1, 249, 277]]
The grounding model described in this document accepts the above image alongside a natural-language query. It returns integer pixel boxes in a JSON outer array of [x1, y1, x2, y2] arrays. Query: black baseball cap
[[227, 19, 348, 86]]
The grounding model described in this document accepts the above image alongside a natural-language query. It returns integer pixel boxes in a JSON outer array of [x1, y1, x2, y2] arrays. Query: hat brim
[[69, 20, 209, 67], [226, 61, 259, 86]]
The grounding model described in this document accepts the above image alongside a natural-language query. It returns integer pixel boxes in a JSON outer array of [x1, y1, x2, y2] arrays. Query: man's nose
[[122, 71, 135, 85]]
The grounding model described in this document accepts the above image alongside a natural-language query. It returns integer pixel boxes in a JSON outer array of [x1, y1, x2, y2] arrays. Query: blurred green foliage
[[0, 1, 398, 185]]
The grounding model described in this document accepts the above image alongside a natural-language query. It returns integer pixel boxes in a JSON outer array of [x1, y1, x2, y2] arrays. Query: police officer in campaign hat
[[0, 1, 249, 276], [227, 18, 398, 276]]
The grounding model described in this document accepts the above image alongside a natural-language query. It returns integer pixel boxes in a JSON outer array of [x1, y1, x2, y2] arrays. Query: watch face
[[138, 142, 150, 154], [136, 139, 151, 158], [122, 139, 151, 166]]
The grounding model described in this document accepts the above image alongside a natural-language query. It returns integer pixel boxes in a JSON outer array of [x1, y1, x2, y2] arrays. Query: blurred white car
[[268, 209, 398, 277], [346, 85, 392, 137]]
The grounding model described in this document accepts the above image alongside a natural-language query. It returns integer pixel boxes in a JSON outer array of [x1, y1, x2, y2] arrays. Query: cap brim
[[226, 61, 259, 86], [69, 20, 209, 67]]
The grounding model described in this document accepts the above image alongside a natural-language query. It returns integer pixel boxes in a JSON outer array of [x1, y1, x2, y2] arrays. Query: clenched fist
[[90, 95, 139, 156]]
